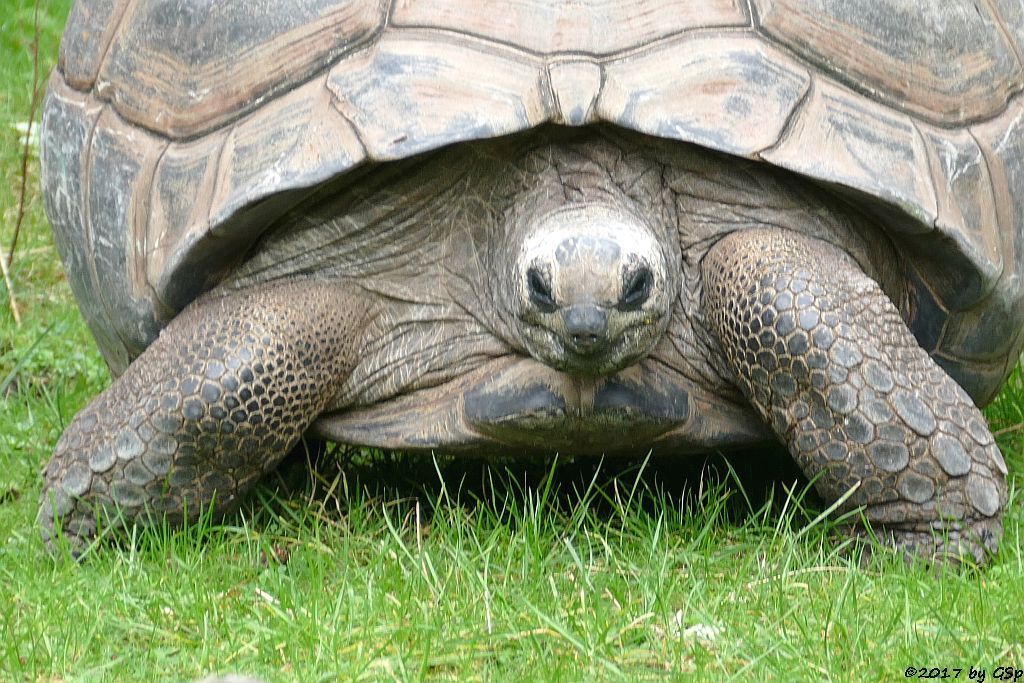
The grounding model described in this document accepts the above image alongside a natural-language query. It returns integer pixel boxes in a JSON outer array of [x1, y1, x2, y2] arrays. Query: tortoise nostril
[[571, 333, 600, 347], [619, 266, 653, 310], [563, 305, 608, 353]]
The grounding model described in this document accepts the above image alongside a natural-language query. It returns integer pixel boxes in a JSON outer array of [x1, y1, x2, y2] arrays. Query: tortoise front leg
[[701, 228, 1008, 564], [38, 279, 370, 554]]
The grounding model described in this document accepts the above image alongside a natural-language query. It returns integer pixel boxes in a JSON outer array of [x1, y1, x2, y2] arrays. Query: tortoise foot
[[840, 516, 1003, 567], [38, 280, 368, 555], [701, 228, 1009, 565]]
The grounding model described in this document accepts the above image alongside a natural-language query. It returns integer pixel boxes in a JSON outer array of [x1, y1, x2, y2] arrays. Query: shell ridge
[[921, 122, 1004, 301], [384, 0, 399, 26], [97, 1, 135, 81], [143, 140, 173, 296], [61, 0, 132, 89], [81, 106, 131, 362], [387, 24, 552, 58], [206, 124, 238, 238], [136, 137, 170, 313], [970, 110, 1024, 317], [980, 0, 1024, 69], [600, 25, 755, 63], [744, 0, 761, 27], [967, 127, 1003, 223], [756, 73, 814, 158], [327, 100, 370, 164], [907, 118, 941, 233], [545, 59, 604, 126], [541, 61, 556, 119], [84, 111, 166, 358]]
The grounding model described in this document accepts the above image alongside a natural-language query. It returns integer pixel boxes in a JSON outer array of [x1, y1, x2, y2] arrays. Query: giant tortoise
[[38, 0, 1022, 563]]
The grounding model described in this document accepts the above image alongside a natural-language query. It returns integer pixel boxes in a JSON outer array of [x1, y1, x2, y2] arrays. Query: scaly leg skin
[[38, 279, 370, 555], [701, 229, 1009, 565]]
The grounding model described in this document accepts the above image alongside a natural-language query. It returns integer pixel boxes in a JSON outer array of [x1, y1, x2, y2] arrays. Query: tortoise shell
[[41, 0, 1024, 404]]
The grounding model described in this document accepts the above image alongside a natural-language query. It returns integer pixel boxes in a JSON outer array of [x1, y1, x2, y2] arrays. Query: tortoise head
[[512, 203, 674, 376]]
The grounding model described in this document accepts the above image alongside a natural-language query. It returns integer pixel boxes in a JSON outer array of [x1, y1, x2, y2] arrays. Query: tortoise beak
[[561, 304, 609, 354]]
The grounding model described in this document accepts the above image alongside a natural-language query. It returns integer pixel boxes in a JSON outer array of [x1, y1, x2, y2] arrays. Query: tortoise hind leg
[[701, 228, 1008, 564], [38, 279, 371, 555]]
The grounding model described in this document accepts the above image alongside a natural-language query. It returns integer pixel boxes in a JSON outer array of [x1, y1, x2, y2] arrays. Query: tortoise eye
[[527, 267, 556, 312], [619, 267, 653, 310]]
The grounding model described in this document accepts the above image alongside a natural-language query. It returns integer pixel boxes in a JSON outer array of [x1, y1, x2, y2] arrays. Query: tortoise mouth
[[520, 314, 667, 377]]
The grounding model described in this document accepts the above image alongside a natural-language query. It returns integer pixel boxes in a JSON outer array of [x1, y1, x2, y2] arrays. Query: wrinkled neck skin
[[228, 127, 906, 452]]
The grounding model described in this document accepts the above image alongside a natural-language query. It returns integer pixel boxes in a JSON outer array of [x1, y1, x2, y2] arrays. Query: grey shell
[[41, 0, 1024, 404]]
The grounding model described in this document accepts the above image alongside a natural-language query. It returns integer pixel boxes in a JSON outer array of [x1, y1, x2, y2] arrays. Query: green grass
[[2, 3, 1024, 681]]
